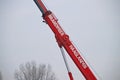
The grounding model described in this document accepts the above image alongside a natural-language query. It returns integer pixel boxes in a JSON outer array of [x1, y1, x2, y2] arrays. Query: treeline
[[0, 61, 58, 80]]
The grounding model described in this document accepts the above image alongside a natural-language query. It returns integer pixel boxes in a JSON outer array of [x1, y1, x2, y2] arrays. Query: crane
[[33, 0, 97, 80]]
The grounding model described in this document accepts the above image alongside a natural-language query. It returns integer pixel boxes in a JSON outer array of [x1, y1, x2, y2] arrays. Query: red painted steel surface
[[68, 72, 73, 80], [37, 0, 47, 13], [34, 0, 97, 80], [43, 12, 96, 80]]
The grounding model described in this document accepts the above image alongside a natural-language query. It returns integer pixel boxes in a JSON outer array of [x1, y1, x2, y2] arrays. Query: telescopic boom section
[[34, 0, 47, 14], [34, 0, 97, 80]]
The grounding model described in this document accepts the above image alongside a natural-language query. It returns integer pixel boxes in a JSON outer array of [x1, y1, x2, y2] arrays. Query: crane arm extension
[[34, 0, 97, 80]]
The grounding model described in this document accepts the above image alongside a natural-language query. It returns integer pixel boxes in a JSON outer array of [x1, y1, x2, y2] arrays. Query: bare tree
[[14, 62, 57, 80]]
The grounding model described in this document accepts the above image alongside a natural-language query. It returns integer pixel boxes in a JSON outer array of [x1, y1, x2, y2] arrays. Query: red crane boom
[[33, 0, 97, 80]]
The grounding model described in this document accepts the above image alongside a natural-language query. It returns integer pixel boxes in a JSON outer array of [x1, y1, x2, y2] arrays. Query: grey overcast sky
[[0, 0, 120, 80]]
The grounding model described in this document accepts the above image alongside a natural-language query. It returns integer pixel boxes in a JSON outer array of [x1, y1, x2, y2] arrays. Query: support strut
[[60, 47, 74, 80]]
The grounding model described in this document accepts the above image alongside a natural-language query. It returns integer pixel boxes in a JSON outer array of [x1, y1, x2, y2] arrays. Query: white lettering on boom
[[69, 45, 87, 69], [48, 14, 64, 36]]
